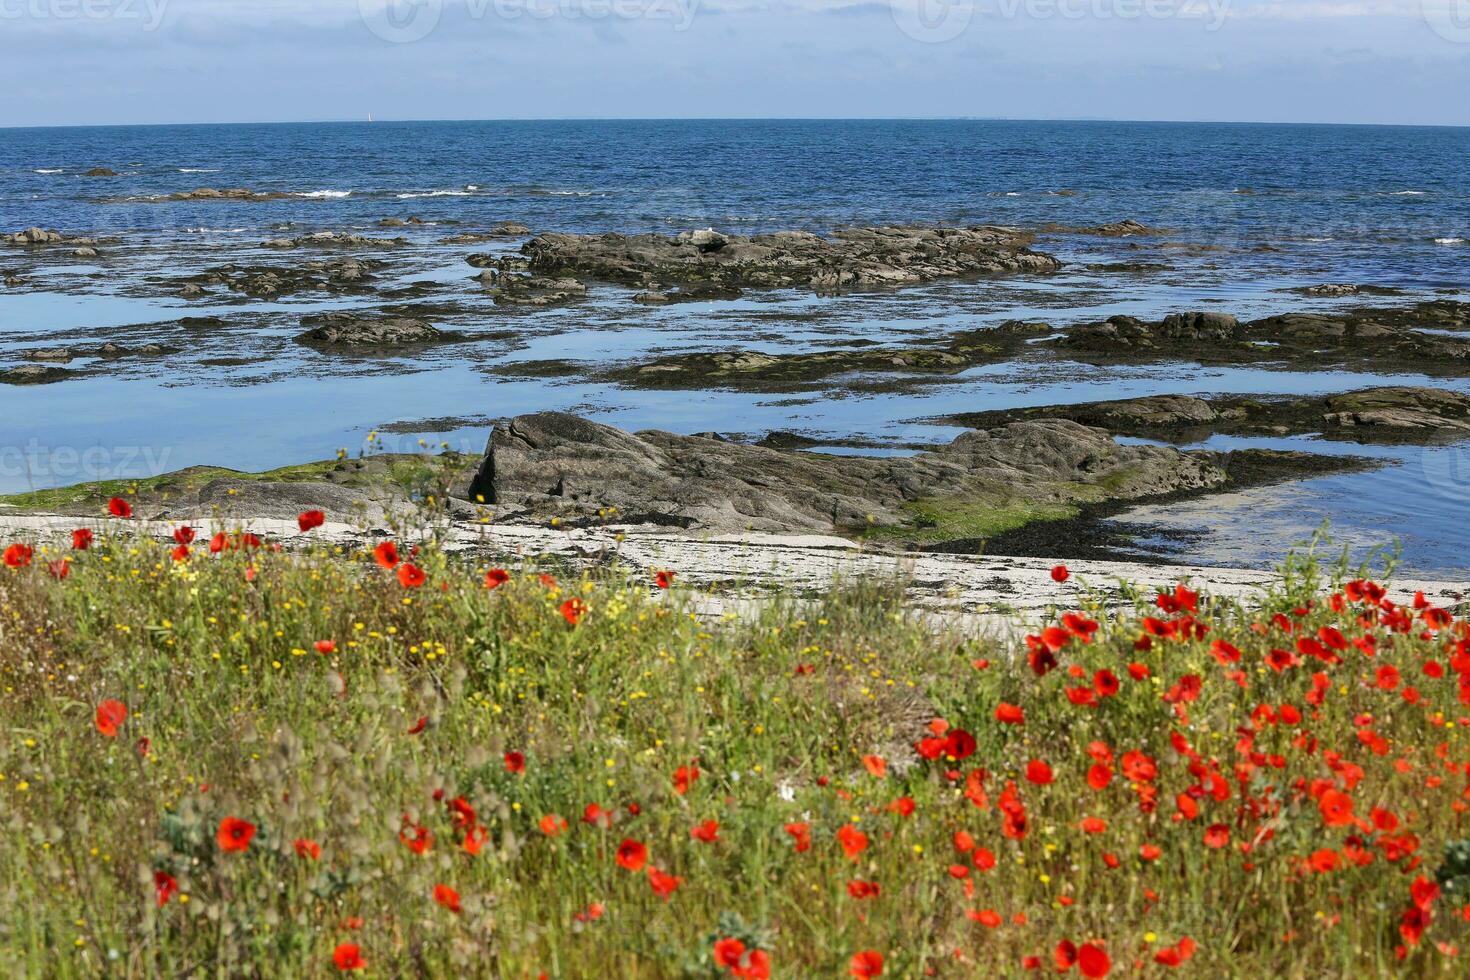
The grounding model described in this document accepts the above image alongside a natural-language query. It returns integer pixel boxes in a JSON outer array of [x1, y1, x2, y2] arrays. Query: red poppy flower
[[94, 698, 127, 736], [847, 879, 881, 899], [1051, 564, 1069, 583], [332, 943, 366, 971], [399, 819, 432, 854], [1080, 816, 1107, 834], [373, 541, 399, 568], [944, 728, 976, 761], [837, 824, 869, 861], [1203, 824, 1230, 849], [433, 883, 461, 912], [615, 838, 648, 871], [154, 870, 178, 907], [995, 702, 1024, 725], [1025, 759, 1054, 785], [170, 545, 190, 563], [503, 750, 526, 774], [1093, 669, 1120, 697], [485, 568, 510, 589], [849, 950, 884, 979], [1319, 789, 1356, 827], [171, 525, 195, 546], [313, 640, 337, 655], [691, 820, 720, 843], [973, 846, 997, 870], [561, 598, 588, 625], [715, 938, 748, 969], [406, 715, 428, 735], [217, 817, 256, 853], [1140, 843, 1162, 861], [673, 763, 700, 794], [862, 755, 887, 778], [1078, 942, 1111, 978], [654, 569, 674, 589], [298, 510, 326, 533], [294, 838, 321, 860], [397, 563, 426, 588], [1154, 936, 1197, 967], [785, 822, 811, 852], [539, 813, 568, 837], [72, 528, 93, 550], [1087, 763, 1113, 791], [4, 543, 34, 568], [647, 866, 682, 900], [107, 496, 132, 518]]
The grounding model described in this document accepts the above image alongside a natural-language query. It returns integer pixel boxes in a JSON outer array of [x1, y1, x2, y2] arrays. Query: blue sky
[[2, 0, 1469, 127]]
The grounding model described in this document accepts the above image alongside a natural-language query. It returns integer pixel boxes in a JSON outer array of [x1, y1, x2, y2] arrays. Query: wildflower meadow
[[2, 502, 1470, 977]]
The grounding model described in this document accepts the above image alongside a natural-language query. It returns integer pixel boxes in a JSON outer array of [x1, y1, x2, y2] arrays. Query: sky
[[1, 0, 1469, 127]]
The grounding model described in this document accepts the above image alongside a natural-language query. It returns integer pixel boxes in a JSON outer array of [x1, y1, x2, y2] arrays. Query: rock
[[149, 187, 293, 202], [1322, 387, 1470, 433], [477, 269, 588, 307], [1295, 283, 1402, 298], [520, 225, 1061, 295], [600, 321, 1052, 391], [261, 231, 405, 249], [1052, 302, 1470, 368], [83, 167, 117, 177], [680, 228, 729, 252], [632, 282, 743, 304], [942, 386, 1470, 446], [194, 479, 376, 520], [73, 247, 99, 258], [7, 227, 64, 246], [295, 312, 451, 349], [1044, 219, 1164, 236], [178, 283, 206, 298], [464, 411, 1223, 537], [1, 364, 73, 385], [179, 256, 383, 298], [23, 348, 75, 364]]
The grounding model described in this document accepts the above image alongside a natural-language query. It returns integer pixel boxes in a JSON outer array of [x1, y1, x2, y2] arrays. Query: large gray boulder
[[466, 412, 1223, 535], [520, 225, 1062, 295]]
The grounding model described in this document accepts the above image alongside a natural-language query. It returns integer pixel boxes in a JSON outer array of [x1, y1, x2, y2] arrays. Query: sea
[[1, 119, 1468, 575]]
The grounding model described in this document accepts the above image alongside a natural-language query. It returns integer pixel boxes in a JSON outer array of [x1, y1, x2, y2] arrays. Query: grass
[[1, 520, 1468, 977], [0, 452, 471, 514], [862, 495, 1081, 545]]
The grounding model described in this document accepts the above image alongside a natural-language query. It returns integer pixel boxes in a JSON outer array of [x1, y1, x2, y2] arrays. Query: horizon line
[[5, 114, 1470, 132]]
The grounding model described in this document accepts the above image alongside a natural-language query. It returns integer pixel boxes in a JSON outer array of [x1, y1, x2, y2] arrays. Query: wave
[[395, 189, 472, 199], [1387, 190, 1427, 196], [32, 168, 63, 174], [178, 168, 220, 173], [185, 226, 249, 233], [1435, 237, 1466, 245], [292, 190, 352, 199]]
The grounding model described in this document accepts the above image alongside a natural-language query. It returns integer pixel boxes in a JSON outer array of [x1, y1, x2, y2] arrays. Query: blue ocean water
[[1, 119, 1468, 573]]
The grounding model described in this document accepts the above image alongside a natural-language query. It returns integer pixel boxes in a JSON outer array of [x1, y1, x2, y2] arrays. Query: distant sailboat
[[367, 113, 374, 123]]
